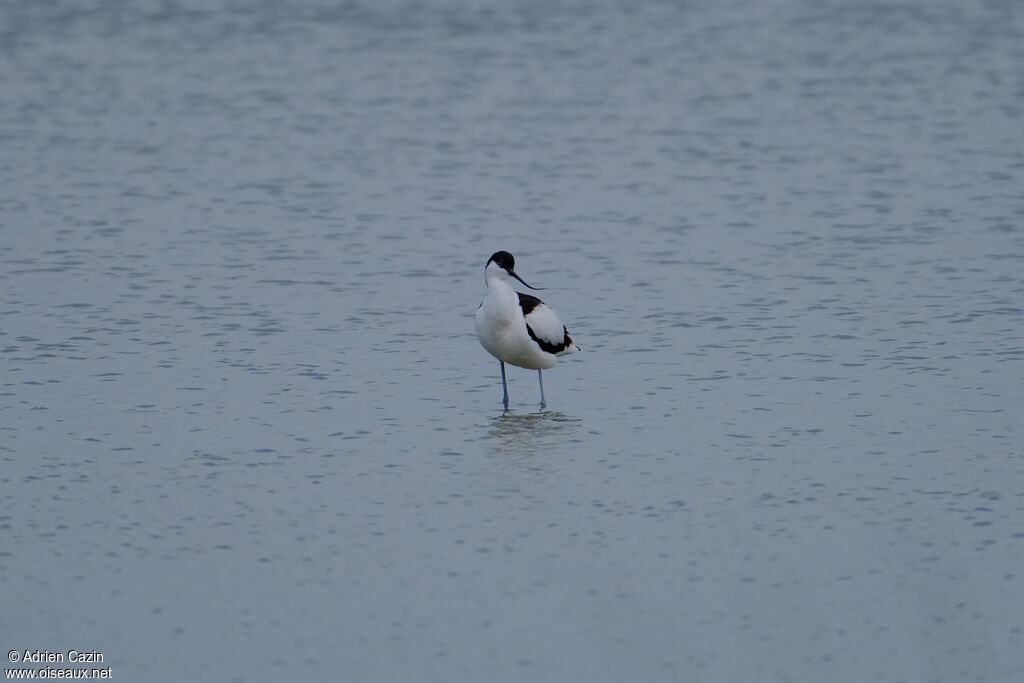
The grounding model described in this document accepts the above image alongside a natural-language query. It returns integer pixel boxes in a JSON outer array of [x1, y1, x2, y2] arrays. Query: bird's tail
[[556, 331, 580, 357]]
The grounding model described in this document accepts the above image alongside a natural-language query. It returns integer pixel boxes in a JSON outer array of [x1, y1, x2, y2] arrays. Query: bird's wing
[[516, 292, 544, 315], [519, 292, 575, 354]]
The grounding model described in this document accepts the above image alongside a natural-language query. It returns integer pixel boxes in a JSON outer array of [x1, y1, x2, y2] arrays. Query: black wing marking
[[526, 323, 575, 355], [517, 292, 544, 315], [518, 292, 578, 354]]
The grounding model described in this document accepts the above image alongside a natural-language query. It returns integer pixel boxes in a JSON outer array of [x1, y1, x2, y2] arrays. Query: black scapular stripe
[[517, 292, 543, 315], [526, 323, 574, 355]]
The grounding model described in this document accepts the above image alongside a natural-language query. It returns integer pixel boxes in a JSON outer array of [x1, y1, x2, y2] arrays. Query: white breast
[[475, 279, 578, 371]]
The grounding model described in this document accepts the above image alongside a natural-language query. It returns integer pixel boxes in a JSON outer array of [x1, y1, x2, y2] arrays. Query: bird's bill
[[511, 271, 543, 290]]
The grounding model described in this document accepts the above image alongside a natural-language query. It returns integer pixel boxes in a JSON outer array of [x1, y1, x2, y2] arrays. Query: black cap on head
[[484, 250, 543, 290], [486, 251, 515, 272]]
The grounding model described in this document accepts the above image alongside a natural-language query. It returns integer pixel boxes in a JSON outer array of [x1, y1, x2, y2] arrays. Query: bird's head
[[485, 251, 542, 290]]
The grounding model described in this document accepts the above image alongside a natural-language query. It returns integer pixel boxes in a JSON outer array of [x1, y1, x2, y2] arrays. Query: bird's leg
[[500, 361, 509, 410], [537, 369, 546, 410]]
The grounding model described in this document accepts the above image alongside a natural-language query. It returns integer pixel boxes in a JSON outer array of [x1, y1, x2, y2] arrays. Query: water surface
[[2, 1, 1022, 681]]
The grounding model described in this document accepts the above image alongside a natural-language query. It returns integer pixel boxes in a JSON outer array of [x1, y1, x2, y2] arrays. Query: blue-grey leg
[[500, 361, 509, 410], [537, 369, 546, 410]]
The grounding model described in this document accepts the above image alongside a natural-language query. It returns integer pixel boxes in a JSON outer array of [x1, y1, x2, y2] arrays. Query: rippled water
[[2, 1, 1022, 681]]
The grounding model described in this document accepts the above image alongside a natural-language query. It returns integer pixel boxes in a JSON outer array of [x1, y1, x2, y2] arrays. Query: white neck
[[484, 262, 512, 288]]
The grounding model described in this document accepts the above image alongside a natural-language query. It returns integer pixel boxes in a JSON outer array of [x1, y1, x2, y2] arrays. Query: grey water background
[[2, 0, 1022, 681]]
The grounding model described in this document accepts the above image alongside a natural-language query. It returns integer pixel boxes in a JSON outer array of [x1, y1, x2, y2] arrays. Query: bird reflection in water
[[484, 411, 581, 460]]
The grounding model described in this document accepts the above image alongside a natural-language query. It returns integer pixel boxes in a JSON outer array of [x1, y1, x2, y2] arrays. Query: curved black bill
[[511, 271, 543, 290]]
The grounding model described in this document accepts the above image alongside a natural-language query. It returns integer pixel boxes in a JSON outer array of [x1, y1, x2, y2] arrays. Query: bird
[[475, 251, 579, 410]]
